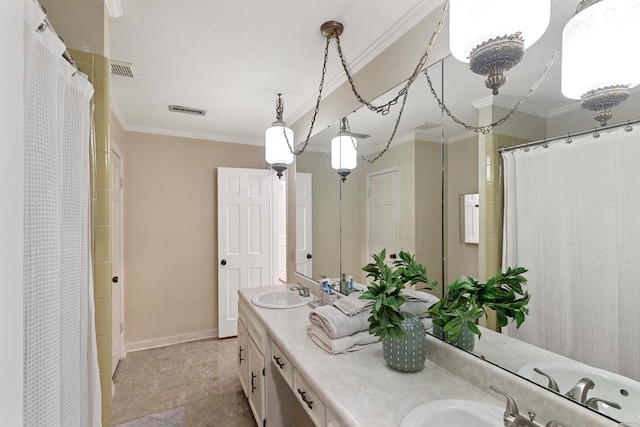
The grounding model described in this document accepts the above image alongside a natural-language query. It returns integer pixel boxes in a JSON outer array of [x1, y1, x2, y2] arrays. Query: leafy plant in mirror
[[427, 266, 530, 343], [360, 249, 437, 339]]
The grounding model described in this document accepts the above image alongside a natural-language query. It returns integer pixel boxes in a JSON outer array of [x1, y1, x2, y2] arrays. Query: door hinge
[[263, 419, 266, 427], [120, 323, 123, 334], [119, 178, 123, 189], [262, 368, 265, 376]]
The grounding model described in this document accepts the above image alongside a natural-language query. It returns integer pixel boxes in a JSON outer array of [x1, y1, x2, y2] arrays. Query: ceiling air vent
[[111, 61, 135, 78], [168, 105, 206, 116]]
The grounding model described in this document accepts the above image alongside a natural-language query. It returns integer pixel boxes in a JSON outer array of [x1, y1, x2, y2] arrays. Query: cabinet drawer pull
[[251, 372, 257, 393], [297, 388, 314, 409], [273, 355, 285, 369], [238, 346, 244, 364]]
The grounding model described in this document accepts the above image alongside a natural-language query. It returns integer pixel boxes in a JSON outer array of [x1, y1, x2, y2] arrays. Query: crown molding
[[287, 0, 444, 125], [471, 95, 550, 118], [124, 124, 264, 146], [446, 130, 477, 144], [110, 93, 127, 129], [546, 101, 582, 118], [105, 0, 124, 18]]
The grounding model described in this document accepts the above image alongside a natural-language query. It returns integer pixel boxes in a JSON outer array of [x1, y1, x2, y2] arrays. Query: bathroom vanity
[[237, 285, 617, 427]]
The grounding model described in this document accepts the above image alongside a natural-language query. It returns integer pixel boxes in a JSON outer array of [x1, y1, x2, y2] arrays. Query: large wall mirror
[[294, 1, 640, 424]]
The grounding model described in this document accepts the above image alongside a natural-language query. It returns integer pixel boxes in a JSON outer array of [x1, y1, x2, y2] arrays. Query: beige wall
[[40, 0, 109, 56], [415, 139, 444, 290], [123, 132, 265, 345], [360, 142, 416, 279], [296, 152, 341, 280], [296, 152, 363, 282], [445, 136, 479, 286]]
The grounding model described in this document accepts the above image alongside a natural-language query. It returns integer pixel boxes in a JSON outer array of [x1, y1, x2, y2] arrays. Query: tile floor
[[112, 338, 256, 426]]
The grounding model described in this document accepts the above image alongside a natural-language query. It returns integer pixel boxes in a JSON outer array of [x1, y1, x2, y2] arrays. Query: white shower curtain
[[23, 1, 102, 425], [502, 124, 640, 382]]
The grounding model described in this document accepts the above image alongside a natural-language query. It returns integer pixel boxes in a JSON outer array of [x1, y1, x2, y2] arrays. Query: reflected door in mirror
[[367, 169, 399, 268], [296, 172, 313, 277]]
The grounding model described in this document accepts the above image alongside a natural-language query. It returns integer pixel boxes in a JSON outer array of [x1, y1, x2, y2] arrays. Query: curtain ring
[[565, 134, 572, 144], [36, 22, 47, 33], [542, 143, 549, 149], [625, 122, 633, 132], [524, 147, 530, 152], [593, 130, 600, 139]]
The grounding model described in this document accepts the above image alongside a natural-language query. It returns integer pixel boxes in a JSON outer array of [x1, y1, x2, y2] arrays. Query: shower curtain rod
[[497, 118, 640, 153], [32, 0, 81, 74]]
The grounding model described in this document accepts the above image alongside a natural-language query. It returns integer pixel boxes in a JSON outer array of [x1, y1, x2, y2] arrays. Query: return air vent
[[111, 61, 135, 78], [168, 105, 206, 116]]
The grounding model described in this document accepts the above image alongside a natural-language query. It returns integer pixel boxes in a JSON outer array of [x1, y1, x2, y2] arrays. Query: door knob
[[389, 253, 397, 259], [112, 276, 119, 283], [220, 259, 227, 266], [306, 253, 312, 259]]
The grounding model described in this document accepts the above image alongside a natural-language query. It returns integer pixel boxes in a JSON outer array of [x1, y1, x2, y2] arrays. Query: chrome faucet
[[490, 385, 537, 426], [290, 283, 310, 297], [490, 385, 575, 427], [564, 378, 595, 404], [585, 397, 622, 411], [533, 367, 560, 392]]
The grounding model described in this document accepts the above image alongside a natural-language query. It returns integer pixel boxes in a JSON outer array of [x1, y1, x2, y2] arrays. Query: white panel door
[[111, 148, 124, 375], [218, 167, 271, 338], [295, 172, 313, 277], [367, 168, 399, 265]]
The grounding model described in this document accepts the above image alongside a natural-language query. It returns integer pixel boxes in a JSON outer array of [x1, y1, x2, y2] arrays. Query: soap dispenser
[[339, 273, 349, 295]]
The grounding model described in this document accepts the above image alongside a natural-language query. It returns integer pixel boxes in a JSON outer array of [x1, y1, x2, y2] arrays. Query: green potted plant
[[426, 266, 530, 351], [360, 249, 437, 372]]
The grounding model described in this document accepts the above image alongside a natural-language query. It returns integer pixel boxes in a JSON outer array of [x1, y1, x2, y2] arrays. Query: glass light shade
[[331, 135, 357, 171], [265, 125, 294, 165], [449, 0, 551, 62], [561, 0, 640, 99]]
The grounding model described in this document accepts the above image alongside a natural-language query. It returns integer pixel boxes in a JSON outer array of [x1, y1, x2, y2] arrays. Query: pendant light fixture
[[331, 118, 357, 182], [449, 0, 551, 95], [561, 0, 640, 126], [265, 94, 294, 178]]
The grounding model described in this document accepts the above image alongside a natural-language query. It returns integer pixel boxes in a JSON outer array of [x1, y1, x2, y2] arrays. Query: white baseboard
[[124, 328, 218, 353]]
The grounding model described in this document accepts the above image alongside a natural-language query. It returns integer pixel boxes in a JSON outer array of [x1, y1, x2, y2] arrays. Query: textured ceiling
[[110, 0, 437, 144], [110, 0, 640, 149]]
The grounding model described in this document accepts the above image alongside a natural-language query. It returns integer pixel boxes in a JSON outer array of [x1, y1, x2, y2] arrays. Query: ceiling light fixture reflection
[[331, 118, 357, 182], [449, 0, 551, 95], [561, 0, 640, 126]]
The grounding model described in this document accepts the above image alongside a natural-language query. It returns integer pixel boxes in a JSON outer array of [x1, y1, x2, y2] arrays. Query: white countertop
[[239, 285, 503, 427]]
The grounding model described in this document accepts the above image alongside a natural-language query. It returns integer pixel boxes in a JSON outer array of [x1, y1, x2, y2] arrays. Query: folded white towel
[[308, 305, 371, 339], [399, 290, 439, 318], [401, 289, 440, 304], [333, 292, 374, 316], [307, 324, 380, 354]]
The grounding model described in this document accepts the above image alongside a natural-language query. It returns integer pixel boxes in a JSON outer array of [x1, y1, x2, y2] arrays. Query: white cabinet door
[[248, 336, 265, 426], [237, 317, 249, 397], [218, 167, 271, 338]]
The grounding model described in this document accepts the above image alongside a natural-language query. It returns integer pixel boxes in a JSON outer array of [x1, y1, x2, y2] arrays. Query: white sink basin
[[518, 360, 640, 422], [400, 399, 503, 427], [251, 290, 312, 309]]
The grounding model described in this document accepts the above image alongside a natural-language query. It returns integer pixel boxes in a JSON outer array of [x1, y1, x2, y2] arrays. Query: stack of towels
[[307, 289, 439, 354]]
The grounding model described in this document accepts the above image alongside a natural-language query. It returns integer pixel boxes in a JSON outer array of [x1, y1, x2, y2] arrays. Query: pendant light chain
[[281, 36, 332, 156], [424, 46, 561, 135], [341, 0, 449, 164], [335, 0, 450, 116]]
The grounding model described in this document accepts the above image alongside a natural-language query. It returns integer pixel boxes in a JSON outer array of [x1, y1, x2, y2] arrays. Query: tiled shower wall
[[72, 49, 113, 426], [482, 132, 527, 331]]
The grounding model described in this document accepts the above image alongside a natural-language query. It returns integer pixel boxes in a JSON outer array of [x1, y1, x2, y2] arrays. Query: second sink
[[400, 399, 503, 427]]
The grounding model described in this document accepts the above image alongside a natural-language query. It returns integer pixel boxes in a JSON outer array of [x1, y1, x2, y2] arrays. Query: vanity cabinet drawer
[[293, 370, 325, 427], [248, 316, 267, 353], [271, 340, 293, 386]]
